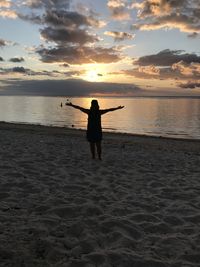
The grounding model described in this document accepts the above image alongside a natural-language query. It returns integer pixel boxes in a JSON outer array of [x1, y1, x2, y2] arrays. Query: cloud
[[36, 45, 121, 64], [107, 0, 130, 20], [12, 66, 26, 73], [18, 9, 103, 47], [0, 56, 4, 61], [40, 27, 99, 45], [16, 0, 112, 65], [19, 9, 104, 28], [179, 81, 200, 89], [188, 32, 199, 38], [29, 69, 85, 77], [131, 0, 187, 18], [121, 61, 200, 81], [134, 49, 200, 66], [17, 12, 43, 24], [0, 79, 141, 96], [0, 39, 7, 47], [0, 0, 17, 18], [0, 0, 17, 19], [172, 61, 200, 77], [138, 65, 160, 76], [44, 10, 89, 28], [0, 9, 17, 18], [0, 0, 11, 8], [44, 9, 102, 28], [60, 63, 70, 67], [9, 57, 25, 62], [18, 1, 105, 30], [132, 0, 200, 35], [118, 52, 200, 81], [74, 3, 107, 28], [0, 38, 18, 47], [104, 31, 135, 41], [25, 0, 70, 10], [114, 44, 135, 51], [0, 66, 85, 78], [121, 65, 167, 80]]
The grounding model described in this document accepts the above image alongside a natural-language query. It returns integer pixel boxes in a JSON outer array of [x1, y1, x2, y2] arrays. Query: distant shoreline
[[1, 94, 200, 99]]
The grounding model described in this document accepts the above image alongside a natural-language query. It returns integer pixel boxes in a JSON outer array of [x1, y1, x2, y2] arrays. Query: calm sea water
[[0, 96, 200, 139]]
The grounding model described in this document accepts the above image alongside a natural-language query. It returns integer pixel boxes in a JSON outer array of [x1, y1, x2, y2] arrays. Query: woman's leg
[[96, 142, 102, 160], [90, 142, 95, 159]]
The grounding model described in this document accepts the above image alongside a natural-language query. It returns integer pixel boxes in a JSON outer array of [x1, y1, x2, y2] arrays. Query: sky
[[0, 0, 200, 96]]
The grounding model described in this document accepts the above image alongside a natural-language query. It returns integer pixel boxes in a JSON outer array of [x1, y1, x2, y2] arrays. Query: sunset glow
[[0, 0, 200, 96], [84, 70, 103, 82]]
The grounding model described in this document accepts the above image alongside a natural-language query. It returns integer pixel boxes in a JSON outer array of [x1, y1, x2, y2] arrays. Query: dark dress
[[86, 110, 102, 142]]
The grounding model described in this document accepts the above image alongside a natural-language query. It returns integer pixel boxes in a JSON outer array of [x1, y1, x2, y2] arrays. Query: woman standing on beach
[[66, 100, 124, 160]]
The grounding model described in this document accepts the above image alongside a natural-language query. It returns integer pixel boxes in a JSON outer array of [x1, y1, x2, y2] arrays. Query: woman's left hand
[[66, 102, 72, 106], [118, 106, 124, 109]]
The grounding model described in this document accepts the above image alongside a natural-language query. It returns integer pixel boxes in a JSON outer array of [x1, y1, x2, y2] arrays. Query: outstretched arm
[[100, 105, 124, 115], [65, 102, 89, 114]]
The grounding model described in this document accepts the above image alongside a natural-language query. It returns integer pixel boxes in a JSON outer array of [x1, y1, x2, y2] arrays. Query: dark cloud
[[0, 79, 141, 96], [0, 56, 4, 61], [37, 45, 121, 64], [0, 39, 6, 47], [0, 66, 84, 78], [33, 69, 84, 77], [188, 32, 199, 38], [104, 31, 135, 41], [19, 9, 102, 28], [40, 27, 98, 45], [0, 38, 19, 47], [1, 66, 40, 76], [134, 49, 200, 66], [179, 81, 200, 89], [118, 60, 200, 81], [9, 57, 25, 63], [60, 63, 70, 67], [132, 0, 200, 35], [18, 13, 43, 24], [19, 9, 101, 52], [125, 50, 200, 81], [17, 0, 109, 65], [26, 0, 70, 10], [12, 67, 26, 73], [62, 70, 85, 77], [44, 10, 90, 28]]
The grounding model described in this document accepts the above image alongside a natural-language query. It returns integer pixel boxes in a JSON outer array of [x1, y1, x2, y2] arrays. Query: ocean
[[0, 96, 200, 139]]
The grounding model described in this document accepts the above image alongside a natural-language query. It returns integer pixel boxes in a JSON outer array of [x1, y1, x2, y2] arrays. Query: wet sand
[[0, 122, 200, 267]]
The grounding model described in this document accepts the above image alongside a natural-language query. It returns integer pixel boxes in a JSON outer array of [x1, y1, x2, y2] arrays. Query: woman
[[66, 99, 124, 160]]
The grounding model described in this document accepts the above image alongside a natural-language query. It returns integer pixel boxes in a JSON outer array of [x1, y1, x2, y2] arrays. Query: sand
[[0, 122, 200, 267]]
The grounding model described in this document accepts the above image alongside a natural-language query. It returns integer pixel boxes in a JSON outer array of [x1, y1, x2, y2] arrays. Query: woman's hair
[[90, 99, 99, 110]]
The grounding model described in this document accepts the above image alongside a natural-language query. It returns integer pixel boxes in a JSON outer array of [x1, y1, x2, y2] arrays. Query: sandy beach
[[0, 122, 200, 267]]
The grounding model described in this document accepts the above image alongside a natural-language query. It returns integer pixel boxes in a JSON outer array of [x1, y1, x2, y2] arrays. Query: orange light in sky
[[84, 70, 102, 82]]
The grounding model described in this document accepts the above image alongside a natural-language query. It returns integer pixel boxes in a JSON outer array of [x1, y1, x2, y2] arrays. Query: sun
[[84, 70, 102, 82]]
